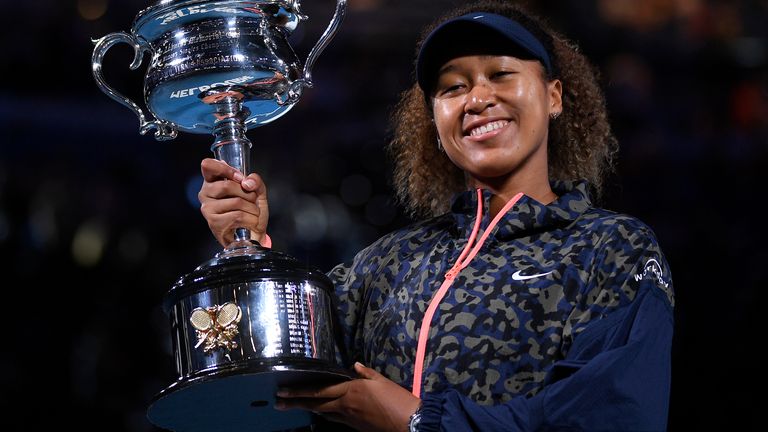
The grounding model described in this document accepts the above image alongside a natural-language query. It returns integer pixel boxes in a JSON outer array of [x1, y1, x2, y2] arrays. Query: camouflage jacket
[[328, 180, 675, 431]]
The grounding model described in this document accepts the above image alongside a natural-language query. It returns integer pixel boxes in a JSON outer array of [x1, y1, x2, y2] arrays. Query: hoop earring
[[437, 136, 444, 152]]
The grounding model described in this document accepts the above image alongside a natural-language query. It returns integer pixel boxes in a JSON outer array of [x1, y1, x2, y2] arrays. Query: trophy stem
[[209, 95, 259, 251]]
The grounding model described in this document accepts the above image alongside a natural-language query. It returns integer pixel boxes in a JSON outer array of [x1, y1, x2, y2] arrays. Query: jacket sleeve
[[418, 226, 675, 432], [326, 235, 391, 368], [326, 258, 366, 368]]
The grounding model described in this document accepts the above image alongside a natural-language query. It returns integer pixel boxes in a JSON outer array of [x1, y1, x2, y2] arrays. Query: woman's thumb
[[354, 362, 383, 380]]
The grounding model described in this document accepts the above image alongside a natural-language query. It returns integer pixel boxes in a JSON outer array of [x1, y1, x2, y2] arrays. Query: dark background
[[1, 0, 766, 430]]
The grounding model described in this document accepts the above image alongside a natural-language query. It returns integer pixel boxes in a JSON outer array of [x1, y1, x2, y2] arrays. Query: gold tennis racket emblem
[[189, 302, 242, 354]]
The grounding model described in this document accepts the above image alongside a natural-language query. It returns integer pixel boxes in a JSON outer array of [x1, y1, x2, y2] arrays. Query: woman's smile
[[464, 118, 511, 141]]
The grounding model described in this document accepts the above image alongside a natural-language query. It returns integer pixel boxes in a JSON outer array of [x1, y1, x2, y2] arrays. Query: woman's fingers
[[198, 158, 270, 247], [202, 197, 262, 245], [276, 382, 348, 400], [201, 196, 260, 219], [245, 173, 269, 238], [199, 178, 258, 201], [206, 206, 261, 230], [273, 368, 421, 432], [354, 362, 385, 381], [241, 172, 267, 195], [200, 160, 268, 202], [200, 158, 243, 183], [274, 396, 340, 413], [274, 382, 349, 412]]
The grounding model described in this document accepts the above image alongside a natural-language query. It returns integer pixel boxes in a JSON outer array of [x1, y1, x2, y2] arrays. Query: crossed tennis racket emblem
[[189, 302, 242, 354]]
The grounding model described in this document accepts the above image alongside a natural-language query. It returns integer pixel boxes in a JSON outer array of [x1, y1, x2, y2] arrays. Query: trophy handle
[[280, 0, 347, 105], [91, 32, 178, 141]]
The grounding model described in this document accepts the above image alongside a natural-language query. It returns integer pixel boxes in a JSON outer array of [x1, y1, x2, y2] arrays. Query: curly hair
[[387, 0, 619, 219]]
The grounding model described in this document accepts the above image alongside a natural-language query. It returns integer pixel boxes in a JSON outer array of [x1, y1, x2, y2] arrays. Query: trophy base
[[147, 359, 353, 432]]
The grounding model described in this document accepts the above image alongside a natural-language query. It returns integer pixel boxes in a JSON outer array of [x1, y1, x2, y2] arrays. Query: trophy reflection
[[91, 1, 349, 431]]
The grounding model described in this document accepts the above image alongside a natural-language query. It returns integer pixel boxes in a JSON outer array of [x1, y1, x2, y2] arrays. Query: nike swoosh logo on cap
[[512, 270, 554, 281]]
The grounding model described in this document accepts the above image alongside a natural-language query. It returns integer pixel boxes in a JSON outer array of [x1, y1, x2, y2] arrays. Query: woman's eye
[[492, 70, 514, 79], [438, 84, 464, 95]]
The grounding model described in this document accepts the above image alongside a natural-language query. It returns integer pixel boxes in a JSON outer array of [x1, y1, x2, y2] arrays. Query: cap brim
[[416, 13, 551, 96]]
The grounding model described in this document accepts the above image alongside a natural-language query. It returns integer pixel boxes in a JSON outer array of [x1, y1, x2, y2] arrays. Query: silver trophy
[[91, 1, 349, 431]]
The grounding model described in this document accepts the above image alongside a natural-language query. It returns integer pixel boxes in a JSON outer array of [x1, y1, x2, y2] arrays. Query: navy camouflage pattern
[[327, 180, 674, 431]]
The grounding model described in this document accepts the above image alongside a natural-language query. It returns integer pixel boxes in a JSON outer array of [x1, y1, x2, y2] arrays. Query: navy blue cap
[[416, 12, 552, 95]]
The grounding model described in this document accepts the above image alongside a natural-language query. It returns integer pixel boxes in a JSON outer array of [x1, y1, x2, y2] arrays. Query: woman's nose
[[464, 83, 496, 113]]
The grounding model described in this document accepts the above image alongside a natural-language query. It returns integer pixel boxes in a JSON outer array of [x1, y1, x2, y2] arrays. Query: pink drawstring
[[411, 189, 524, 398]]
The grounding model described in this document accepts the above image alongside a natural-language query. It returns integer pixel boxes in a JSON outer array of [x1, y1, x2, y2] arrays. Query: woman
[[198, 1, 674, 431]]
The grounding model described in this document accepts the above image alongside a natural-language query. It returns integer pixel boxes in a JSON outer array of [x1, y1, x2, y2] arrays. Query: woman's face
[[432, 55, 562, 187]]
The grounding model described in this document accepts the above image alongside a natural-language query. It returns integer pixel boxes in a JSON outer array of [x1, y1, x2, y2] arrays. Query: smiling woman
[[431, 54, 561, 210], [197, 1, 675, 431]]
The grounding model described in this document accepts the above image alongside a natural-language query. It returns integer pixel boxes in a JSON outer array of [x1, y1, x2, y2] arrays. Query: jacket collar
[[449, 180, 593, 240]]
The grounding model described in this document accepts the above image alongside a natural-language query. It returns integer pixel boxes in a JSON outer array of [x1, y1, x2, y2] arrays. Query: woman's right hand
[[198, 158, 269, 248]]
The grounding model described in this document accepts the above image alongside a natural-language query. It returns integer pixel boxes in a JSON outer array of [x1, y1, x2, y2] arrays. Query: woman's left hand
[[275, 362, 421, 432]]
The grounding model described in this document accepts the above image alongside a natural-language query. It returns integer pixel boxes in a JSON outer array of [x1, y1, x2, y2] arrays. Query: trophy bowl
[[91, 1, 350, 431]]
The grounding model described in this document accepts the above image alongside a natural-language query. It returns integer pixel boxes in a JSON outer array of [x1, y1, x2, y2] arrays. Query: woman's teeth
[[470, 120, 508, 137]]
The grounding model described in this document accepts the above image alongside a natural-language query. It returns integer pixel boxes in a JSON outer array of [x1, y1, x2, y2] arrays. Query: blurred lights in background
[[349, 0, 385, 12], [78, 0, 108, 21], [186, 175, 203, 210], [29, 201, 58, 250], [321, 194, 352, 238], [71, 219, 107, 267], [598, 0, 701, 31], [730, 37, 767, 67], [293, 194, 327, 242]]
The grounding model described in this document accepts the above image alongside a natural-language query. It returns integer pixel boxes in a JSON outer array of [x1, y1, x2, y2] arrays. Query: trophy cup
[[91, 1, 349, 431]]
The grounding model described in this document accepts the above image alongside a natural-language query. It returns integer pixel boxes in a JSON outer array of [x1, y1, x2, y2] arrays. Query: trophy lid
[[133, 0, 298, 41]]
